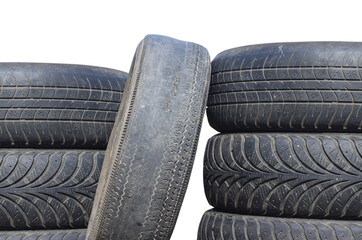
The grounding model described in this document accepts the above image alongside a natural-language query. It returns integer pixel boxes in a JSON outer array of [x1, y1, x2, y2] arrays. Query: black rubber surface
[[0, 229, 86, 240], [204, 133, 362, 220], [0, 63, 127, 148], [87, 35, 210, 240], [208, 42, 362, 133], [198, 210, 362, 240], [0, 149, 104, 230]]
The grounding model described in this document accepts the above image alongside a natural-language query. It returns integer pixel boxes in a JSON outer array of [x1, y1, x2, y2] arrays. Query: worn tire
[[0, 149, 104, 230], [0, 63, 127, 148], [197, 210, 362, 240], [87, 35, 210, 240], [0, 229, 86, 240], [208, 42, 362, 133], [204, 133, 362, 219]]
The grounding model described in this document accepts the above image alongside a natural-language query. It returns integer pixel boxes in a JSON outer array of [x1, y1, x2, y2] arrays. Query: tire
[[87, 35, 210, 240], [0, 229, 86, 240], [0, 63, 127, 148], [197, 210, 362, 240], [204, 133, 362, 219], [0, 149, 104, 230], [208, 42, 362, 133]]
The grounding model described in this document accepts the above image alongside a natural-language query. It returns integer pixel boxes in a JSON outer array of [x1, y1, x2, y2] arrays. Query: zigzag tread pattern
[[204, 133, 362, 219], [208, 42, 362, 132], [197, 210, 362, 240], [0, 229, 86, 240], [0, 149, 104, 230], [0, 63, 127, 148]]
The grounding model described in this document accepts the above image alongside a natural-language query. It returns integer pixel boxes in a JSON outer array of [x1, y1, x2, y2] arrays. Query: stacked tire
[[0, 63, 127, 238], [199, 43, 362, 239]]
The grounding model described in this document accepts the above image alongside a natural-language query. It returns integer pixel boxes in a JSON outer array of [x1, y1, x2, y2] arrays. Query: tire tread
[[204, 133, 362, 219], [0, 149, 104, 230], [197, 210, 362, 240]]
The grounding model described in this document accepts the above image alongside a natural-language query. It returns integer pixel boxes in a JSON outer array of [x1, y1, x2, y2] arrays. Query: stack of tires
[[0, 63, 127, 237], [199, 43, 362, 239]]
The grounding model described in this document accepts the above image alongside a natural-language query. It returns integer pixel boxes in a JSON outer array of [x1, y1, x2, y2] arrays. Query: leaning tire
[[0, 149, 104, 230], [204, 133, 362, 219], [0, 63, 127, 148], [197, 210, 362, 240], [0, 229, 86, 240], [87, 35, 210, 240], [208, 42, 362, 133]]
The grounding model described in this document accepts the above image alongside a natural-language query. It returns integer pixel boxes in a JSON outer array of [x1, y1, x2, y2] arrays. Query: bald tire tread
[[86, 35, 210, 240], [0, 63, 127, 148], [197, 210, 362, 240], [208, 42, 362, 133], [0, 149, 104, 230], [204, 133, 362, 219], [0, 229, 86, 240]]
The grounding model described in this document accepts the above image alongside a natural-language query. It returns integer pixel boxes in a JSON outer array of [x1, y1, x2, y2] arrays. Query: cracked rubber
[[0, 229, 86, 239], [0, 63, 127, 148], [204, 133, 362, 220], [197, 210, 362, 240], [87, 35, 210, 240], [208, 42, 362, 133], [0, 149, 104, 230]]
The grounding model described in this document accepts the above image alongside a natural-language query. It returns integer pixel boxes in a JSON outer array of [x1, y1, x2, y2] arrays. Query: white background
[[0, 0, 360, 239]]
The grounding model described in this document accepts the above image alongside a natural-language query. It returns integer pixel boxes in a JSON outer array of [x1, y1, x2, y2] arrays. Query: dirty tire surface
[[0, 149, 104, 230], [86, 35, 210, 240], [204, 133, 362, 219], [197, 210, 362, 240], [0, 63, 127, 148], [0, 229, 86, 240], [208, 42, 362, 133]]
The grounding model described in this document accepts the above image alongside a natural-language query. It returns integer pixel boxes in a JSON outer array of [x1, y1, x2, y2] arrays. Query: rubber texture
[[0, 229, 86, 240], [204, 133, 362, 220], [197, 210, 362, 240], [0, 149, 104, 230], [0, 63, 127, 148], [208, 42, 362, 133], [87, 35, 210, 240]]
